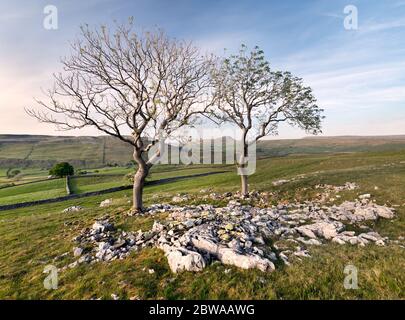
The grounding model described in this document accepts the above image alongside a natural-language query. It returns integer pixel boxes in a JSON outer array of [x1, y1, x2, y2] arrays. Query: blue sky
[[0, 0, 404, 138]]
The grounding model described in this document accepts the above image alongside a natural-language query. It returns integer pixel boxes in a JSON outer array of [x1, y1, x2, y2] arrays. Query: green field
[[0, 164, 231, 205], [0, 168, 49, 187], [69, 164, 232, 195], [69, 175, 126, 194], [0, 178, 67, 205], [0, 149, 404, 299]]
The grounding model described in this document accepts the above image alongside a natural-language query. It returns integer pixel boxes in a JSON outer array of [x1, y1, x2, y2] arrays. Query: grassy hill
[[0, 135, 132, 169], [0, 150, 404, 299], [258, 135, 405, 156], [1, 134, 405, 169]]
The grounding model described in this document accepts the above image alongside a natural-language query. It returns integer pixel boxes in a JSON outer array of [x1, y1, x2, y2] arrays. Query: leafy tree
[[211, 45, 324, 196], [49, 162, 74, 177]]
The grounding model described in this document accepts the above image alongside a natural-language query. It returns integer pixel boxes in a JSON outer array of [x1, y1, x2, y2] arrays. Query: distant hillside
[[258, 135, 405, 157], [1, 134, 405, 168], [0, 135, 132, 169]]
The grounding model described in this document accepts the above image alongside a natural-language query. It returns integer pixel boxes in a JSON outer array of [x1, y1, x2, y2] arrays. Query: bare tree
[[27, 19, 214, 213], [211, 45, 324, 196]]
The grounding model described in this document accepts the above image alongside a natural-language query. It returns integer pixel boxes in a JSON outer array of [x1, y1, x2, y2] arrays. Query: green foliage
[[49, 162, 74, 177], [211, 45, 324, 139], [124, 171, 153, 184], [125, 172, 134, 184], [106, 163, 119, 167]]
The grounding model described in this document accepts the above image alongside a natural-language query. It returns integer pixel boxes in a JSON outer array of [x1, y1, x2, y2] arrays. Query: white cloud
[[359, 19, 405, 34], [302, 62, 405, 110]]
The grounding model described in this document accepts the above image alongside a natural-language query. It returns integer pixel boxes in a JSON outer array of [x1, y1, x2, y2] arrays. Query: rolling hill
[[1, 134, 405, 169]]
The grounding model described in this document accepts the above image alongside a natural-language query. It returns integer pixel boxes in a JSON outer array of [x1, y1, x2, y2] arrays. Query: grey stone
[[73, 247, 83, 257], [112, 240, 126, 250], [376, 240, 385, 246], [190, 235, 274, 272], [70, 189, 396, 273], [359, 233, 379, 242], [152, 221, 165, 232], [99, 199, 113, 207], [332, 237, 346, 245], [63, 206, 83, 213], [160, 244, 206, 273], [183, 220, 195, 229]]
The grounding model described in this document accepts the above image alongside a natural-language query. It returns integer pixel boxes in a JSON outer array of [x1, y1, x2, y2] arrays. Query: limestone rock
[[99, 199, 113, 207], [272, 179, 290, 186], [68, 185, 395, 273], [218, 248, 275, 272], [172, 195, 188, 203], [152, 221, 165, 232], [63, 206, 83, 213], [296, 221, 344, 240], [73, 247, 83, 257], [160, 244, 206, 273], [296, 227, 317, 239], [92, 220, 114, 233], [190, 234, 274, 272], [374, 205, 395, 219]]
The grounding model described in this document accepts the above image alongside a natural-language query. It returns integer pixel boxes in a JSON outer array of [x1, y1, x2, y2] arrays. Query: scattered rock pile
[[271, 174, 308, 186], [67, 218, 146, 269], [172, 182, 361, 206], [315, 182, 359, 192], [173, 190, 273, 204], [68, 193, 395, 273], [171, 195, 190, 203], [312, 182, 359, 203]]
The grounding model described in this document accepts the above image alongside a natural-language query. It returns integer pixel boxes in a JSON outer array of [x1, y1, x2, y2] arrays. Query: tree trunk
[[241, 174, 248, 197], [132, 165, 149, 212], [132, 147, 150, 214], [238, 138, 249, 197]]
